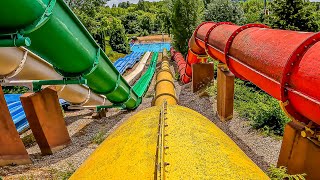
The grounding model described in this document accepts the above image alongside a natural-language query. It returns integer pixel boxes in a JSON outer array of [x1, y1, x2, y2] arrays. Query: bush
[[2, 86, 29, 94], [269, 0, 319, 32], [139, 29, 149, 37], [205, 77, 290, 136], [234, 79, 290, 136], [268, 165, 306, 180]]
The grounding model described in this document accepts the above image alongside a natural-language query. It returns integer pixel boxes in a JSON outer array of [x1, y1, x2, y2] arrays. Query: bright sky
[[107, 0, 161, 7]]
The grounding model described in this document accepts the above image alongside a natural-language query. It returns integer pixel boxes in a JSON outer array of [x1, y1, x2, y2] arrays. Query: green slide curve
[[0, 0, 154, 109]]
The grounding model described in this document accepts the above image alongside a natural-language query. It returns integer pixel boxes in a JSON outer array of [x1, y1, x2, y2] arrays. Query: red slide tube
[[170, 48, 191, 83], [185, 21, 320, 125]]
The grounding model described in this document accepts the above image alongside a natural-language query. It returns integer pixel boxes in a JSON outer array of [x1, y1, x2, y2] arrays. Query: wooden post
[[191, 63, 214, 93], [20, 87, 71, 155], [216, 64, 234, 121], [278, 122, 320, 179], [92, 109, 107, 119], [0, 86, 31, 166]]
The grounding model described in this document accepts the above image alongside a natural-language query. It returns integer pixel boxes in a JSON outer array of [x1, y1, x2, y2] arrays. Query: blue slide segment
[[113, 52, 144, 74], [4, 94, 67, 133], [131, 43, 171, 53]]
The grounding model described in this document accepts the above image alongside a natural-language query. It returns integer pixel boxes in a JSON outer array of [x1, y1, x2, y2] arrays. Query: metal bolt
[[164, 162, 170, 166], [164, 146, 169, 149]]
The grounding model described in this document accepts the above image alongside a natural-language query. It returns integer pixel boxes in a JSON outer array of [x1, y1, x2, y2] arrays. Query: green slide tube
[[0, 0, 140, 109], [133, 52, 158, 97]]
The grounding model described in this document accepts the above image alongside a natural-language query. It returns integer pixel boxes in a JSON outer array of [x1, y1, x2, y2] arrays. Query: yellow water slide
[[71, 49, 268, 179]]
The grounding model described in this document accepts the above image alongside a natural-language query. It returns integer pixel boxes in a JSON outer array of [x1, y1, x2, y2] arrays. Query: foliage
[[268, 165, 306, 180], [268, 0, 319, 32], [66, 0, 173, 56], [205, 76, 290, 136], [240, 0, 265, 24], [234, 79, 290, 136], [105, 40, 126, 62], [118, 1, 131, 8], [139, 13, 154, 34], [137, 0, 149, 11], [109, 18, 130, 54], [2, 86, 29, 94], [92, 130, 106, 145], [170, 0, 204, 55], [204, 0, 245, 24], [121, 13, 140, 34]]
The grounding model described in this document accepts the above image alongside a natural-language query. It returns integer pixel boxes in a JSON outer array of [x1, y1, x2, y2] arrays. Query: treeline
[[65, 0, 320, 57], [65, 0, 170, 54]]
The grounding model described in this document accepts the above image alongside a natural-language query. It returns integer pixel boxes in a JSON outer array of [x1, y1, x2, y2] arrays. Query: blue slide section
[[113, 52, 144, 74], [4, 94, 67, 133], [131, 43, 171, 53]]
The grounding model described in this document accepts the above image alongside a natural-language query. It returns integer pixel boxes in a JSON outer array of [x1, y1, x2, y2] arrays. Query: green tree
[[170, 0, 204, 55], [204, 0, 245, 24], [118, 1, 131, 8], [109, 18, 130, 54], [139, 13, 154, 34], [65, 0, 108, 11], [241, 0, 265, 24], [121, 13, 140, 34], [137, 0, 149, 11], [269, 0, 319, 32]]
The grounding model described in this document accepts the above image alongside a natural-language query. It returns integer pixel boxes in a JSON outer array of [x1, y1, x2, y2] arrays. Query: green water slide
[[0, 0, 151, 109], [133, 52, 158, 97]]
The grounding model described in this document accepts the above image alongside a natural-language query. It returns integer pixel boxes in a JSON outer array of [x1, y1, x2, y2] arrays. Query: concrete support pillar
[[0, 86, 31, 166], [278, 122, 320, 179], [191, 63, 214, 92], [20, 87, 71, 155], [216, 64, 234, 121]]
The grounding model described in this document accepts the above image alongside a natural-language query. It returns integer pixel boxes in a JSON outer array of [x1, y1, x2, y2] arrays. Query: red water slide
[[173, 21, 320, 125]]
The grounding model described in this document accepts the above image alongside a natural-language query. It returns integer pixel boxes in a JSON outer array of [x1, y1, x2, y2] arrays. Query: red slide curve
[[173, 21, 320, 125]]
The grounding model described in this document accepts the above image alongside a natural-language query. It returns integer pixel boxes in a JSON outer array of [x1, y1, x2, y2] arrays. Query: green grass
[[105, 42, 126, 62], [233, 79, 290, 136], [92, 130, 106, 145], [268, 165, 306, 180], [206, 78, 290, 136]]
